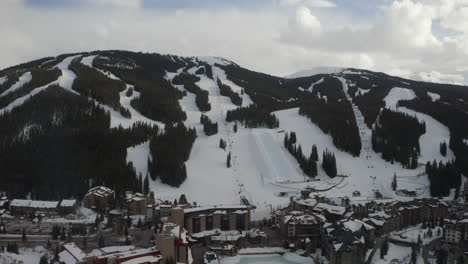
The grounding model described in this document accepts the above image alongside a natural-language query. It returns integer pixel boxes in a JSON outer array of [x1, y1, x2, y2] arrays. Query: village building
[[322, 219, 375, 264], [171, 205, 251, 234], [59, 242, 86, 264], [123, 192, 155, 216], [275, 209, 326, 250], [9, 199, 60, 216], [155, 222, 190, 264], [83, 186, 115, 211], [59, 199, 78, 215]]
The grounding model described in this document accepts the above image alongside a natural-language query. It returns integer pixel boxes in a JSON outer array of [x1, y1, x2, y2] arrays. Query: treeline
[[0, 68, 61, 109], [226, 105, 279, 128], [94, 52, 187, 123], [0, 72, 21, 95], [0, 85, 145, 199], [172, 72, 211, 112], [284, 132, 318, 178], [69, 62, 132, 117], [217, 78, 242, 106], [200, 114, 218, 136], [148, 122, 197, 187], [299, 97, 361, 157], [426, 160, 461, 197], [399, 99, 468, 175], [322, 149, 337, 178], [372, 109, 425, 169]]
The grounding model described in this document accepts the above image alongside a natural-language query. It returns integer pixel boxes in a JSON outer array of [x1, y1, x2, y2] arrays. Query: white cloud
[[419, 70, 465, 84], [280, 0, 336, 8], [91, 0, 142, 8], [0, 0, 467, 85]]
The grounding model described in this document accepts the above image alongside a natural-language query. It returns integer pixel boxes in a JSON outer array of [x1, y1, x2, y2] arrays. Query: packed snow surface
[[0, 71, 32, 97], [0, 76, 7, 85], [0, 56, 80, 115], [427, 91, 441, 102], [80, 55, 164, 129], [383, 87, 454, 163]]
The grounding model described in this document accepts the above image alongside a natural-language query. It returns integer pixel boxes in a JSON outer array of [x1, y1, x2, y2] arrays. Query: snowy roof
[[10, 199, 32, 207], [120, 255, 163, 264], [125, 192, 147, 202], [184, 205, 249, 214], [341, 219, 375, 232], [63, 242, 86, 262], [99, 245, 136, 254], [60, 199, 77, 207], [284, 213, 326, 225], [29, 200, 59, 209], [59, 251, 79, 264], [314, 203, 346, 215], [97, 247, 157, 259], [85, 186, 114, 198]]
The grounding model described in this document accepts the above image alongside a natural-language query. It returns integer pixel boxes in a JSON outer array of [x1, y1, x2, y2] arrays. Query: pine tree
[[380, 239, 389, 259], [179, 194, 187, 204], [411, 245, 417, 264], [143, 174, 149, 195], [22, 229, 27, 241], [83, 236, 87, 249], [392, 173, 397, 191], [137, 217, 142, 228], [440, 141, 447, 157], [39, 254, 49, 264], [227, 152, 231, 168], [98, 234, 105, 248], [219, 138, 226, 150], [233, 122, 238, 133], [311, 144, 318, 161], [138, 172, 143, 192], [60, 227, 66, 241]]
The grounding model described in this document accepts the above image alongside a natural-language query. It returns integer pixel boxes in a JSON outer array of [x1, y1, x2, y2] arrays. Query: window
[[236, 214, 245, 230], [221, 215, 230, 231], [193, 217, 201, 233], [206, 215, 213, 230]]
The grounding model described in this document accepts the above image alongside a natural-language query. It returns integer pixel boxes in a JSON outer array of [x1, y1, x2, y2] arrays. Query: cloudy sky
[[2, 0, 468, 84]]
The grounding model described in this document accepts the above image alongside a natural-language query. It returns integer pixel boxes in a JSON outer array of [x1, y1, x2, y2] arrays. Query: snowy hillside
[[0, 50, 467, 219]]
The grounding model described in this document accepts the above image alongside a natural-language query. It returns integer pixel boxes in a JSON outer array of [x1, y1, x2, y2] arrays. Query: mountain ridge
[[0, 50, 467, 219]]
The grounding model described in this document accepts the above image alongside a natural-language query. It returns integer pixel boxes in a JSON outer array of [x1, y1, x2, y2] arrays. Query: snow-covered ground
[[372, 242, 423, 264], [145, 71, 449, 220], [285, 67, 345, 78], [0, 76, 7, 85], [0, 55, 79, 115], [298, 77, 323, 93], [149, 65, 307, 220], [383, 87, 454, 163], [0, 246, 49, 264], [0, 71, 32, 97], [80, 55, 164, 129], [390, 224, 443, 245], [127, 141, 150, 177], [427, 92, 440, 102]]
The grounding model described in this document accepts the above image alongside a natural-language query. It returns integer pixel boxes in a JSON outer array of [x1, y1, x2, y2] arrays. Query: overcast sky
[[2, 0, 468, 84]]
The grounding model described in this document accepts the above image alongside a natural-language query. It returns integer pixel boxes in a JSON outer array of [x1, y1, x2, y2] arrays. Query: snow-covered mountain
[[1, 50, 467, 219]]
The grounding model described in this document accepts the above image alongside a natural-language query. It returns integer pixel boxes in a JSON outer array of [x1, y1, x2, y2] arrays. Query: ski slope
[[383, 87, 454, 163], [79, 55, 164, 129], [148, 64, 306, 219], [0, 55, 79, 115], [0, 72, 32, 97]]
